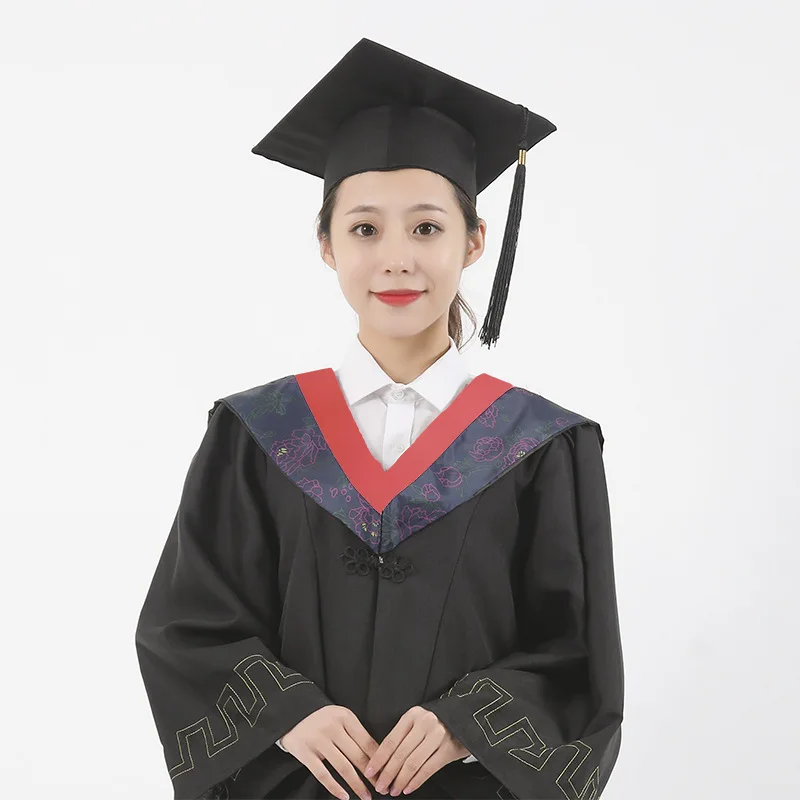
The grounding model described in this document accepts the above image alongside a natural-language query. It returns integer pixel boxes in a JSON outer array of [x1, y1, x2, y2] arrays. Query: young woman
[[135, 38, 625, 800]]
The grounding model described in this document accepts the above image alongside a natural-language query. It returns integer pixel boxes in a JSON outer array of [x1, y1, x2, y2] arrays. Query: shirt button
[[391, 388, 406, 401], [393, 442, 407, 453]]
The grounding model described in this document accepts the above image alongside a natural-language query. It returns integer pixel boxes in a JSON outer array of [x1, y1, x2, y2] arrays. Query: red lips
[[373, 290, 424, 306]]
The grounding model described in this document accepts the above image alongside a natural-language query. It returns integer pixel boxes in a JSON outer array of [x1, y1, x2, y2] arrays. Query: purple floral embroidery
[[435, 465, 463, 488], [350, 500, 380, 534], [219, 375, 593, 555], [477, 404, 499, 428], [296, 477, 323, 503], [421, 483, 440, 502], [470, 436, 505, 462], [398, 504, 446, 539], [270, 427, 328, 475]]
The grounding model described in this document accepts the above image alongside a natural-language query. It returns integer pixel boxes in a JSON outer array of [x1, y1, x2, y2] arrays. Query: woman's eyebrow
[[344, 203, 448, 215]]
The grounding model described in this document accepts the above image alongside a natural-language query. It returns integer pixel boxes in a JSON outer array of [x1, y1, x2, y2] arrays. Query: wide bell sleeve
[[421, 423, 624, 799], [135, 403, 335, 799]]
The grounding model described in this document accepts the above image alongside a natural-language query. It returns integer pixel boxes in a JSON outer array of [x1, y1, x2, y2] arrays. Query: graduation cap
[[251, 38, 556, 348]]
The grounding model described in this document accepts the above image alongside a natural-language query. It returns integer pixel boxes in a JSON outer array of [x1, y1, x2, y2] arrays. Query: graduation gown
[[135, 367, 624, 799]]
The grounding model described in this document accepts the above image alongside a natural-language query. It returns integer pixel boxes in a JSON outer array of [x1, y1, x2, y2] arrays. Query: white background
[[2, 1, 798, 797]]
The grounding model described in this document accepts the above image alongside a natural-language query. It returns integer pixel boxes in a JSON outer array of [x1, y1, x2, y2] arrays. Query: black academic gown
[[135, 368, 624, 799]]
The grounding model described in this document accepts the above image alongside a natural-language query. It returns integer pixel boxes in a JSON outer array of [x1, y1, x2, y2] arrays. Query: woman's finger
[[373, 728, 427, 793], [388, 731, 446, 795], [364, 712, 415, 778], [400, 748, 447, 796], [323, 743, 374, 800], [303, 752, 352, 800], [378, 727, 438, 791], [341, 714, 381, 787]]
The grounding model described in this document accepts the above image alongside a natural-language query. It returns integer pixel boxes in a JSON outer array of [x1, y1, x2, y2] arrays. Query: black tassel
[[479, 106, 530, 349]]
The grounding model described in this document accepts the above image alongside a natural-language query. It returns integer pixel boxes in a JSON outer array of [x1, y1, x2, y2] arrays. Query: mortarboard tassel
[[479, 106, 530, 349]]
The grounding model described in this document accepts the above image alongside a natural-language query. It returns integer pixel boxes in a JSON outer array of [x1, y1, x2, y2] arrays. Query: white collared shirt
[[334, 333, 475, 470], [276, 334, 479, 764]]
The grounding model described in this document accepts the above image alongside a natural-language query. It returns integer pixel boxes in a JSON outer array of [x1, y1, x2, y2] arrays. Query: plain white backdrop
[[1, 1, 798, 796]]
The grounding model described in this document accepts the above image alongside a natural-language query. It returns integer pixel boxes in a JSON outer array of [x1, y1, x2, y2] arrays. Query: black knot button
[[340, 545, 413, 583]]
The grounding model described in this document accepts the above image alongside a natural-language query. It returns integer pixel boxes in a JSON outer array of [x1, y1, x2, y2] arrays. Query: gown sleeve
[[135, 403, 335, 800], [420, 423, 624, 799]]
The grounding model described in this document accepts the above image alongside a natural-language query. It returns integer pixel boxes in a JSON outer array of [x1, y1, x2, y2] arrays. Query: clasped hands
[[363, 706, 469, 797], [280, 704, 469, 800]]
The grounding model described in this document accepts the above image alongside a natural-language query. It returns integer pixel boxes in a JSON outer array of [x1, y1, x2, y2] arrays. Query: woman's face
[[320, 168, 486, 341]]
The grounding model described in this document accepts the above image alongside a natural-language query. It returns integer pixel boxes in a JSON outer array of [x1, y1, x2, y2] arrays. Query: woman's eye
[[350, 222, 441, 237]]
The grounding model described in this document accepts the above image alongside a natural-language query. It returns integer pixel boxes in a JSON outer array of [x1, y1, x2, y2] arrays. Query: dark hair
[[315, 175, 480, 350]]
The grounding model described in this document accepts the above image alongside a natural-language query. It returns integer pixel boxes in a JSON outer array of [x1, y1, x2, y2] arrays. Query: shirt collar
[[335, 334, 471, 412]]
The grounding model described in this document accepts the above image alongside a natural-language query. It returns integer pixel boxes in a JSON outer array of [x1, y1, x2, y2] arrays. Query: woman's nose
[[377, 228, 415, 270]]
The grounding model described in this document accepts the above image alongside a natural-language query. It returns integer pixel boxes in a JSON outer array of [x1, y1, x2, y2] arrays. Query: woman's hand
[[281, 705, 381, 800], [364, 706, 470, 796]]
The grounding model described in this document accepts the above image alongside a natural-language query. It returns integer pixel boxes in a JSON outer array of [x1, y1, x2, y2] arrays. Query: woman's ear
[[463, 218, 487, 269], [319, 237, 336, 271]]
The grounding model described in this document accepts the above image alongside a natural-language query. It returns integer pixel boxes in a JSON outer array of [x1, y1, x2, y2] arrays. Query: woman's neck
[[357, 325, 451, 386]]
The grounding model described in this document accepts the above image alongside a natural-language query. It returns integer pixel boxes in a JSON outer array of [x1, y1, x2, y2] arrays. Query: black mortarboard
[[251, 38, 556, 348]]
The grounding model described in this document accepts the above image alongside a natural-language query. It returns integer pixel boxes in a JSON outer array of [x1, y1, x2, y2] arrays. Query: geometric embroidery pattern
[[168, 654, 312, 782], [436, 677, 599, 800]]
